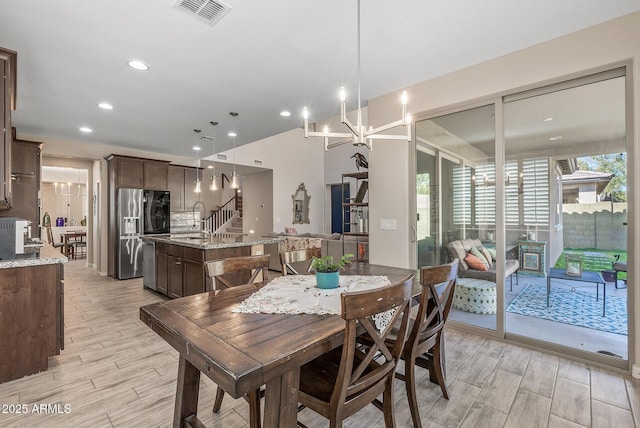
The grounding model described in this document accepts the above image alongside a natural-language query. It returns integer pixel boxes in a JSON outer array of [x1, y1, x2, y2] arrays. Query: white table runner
[[232, 274, 391, 316]]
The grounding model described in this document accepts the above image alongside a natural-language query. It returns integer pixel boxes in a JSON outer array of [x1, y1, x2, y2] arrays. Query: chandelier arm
[[308, 131, 353, 139], [367, 134, 410, 141], [341, 115, 360, 137], [365, 119, 405, 136], [326, 138, 354, 150]]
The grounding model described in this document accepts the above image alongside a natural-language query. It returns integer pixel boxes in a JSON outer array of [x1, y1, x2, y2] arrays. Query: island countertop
[[0, 243, 67, 269], [141, 233, 279, 250]]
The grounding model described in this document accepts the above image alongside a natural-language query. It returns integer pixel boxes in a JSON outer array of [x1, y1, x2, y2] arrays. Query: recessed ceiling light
[[79, 126, 92, 133], [207, 165, 213, 169], [98, 102, 114, 110], [549, 136, 563, 141], [193, 146, 201, 151], [127, 60, 149, 71], [280, 111, 291, 117], [543, 117, 553, 122], [228, 131, 237, 137]]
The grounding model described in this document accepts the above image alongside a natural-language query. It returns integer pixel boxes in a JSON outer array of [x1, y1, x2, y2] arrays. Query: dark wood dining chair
[[204, 254, 271, 428], [205, 254, 270, 291], [297, 274, 414, 428], [390, 261, 458, 428], [46, 225, 73, 258], [279, 247, 321, 275], [71, 233, 87, 259]]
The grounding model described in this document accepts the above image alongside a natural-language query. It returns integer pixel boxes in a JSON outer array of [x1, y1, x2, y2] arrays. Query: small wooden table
[[547, 268, 606, 316], [140, 262, 417, 427], [61, 231, 86, 258]]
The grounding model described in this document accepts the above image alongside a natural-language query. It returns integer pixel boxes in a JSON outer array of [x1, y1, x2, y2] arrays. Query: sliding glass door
[[415, 104, 498, 332], [413, 68, 629, 366]]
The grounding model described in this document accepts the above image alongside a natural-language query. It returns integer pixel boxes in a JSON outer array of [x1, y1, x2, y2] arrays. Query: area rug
[[506, 284, 627, 336]]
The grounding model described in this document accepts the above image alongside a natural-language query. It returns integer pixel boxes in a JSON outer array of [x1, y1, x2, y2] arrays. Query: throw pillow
[[284, 227, 298, 235], [478, 246, 494, 268], [465, 252, 489, 271], [487, 247, 497, 261], [469, 247, 490, 269]]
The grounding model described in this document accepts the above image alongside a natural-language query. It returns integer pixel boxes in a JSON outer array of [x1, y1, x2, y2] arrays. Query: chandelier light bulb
[[231, 172, 239, 189], [209, 175, 219, 191], [339, 87, 346, 101], [303, 107, 309, 120], [401, 91, 408, 105], [194, 179, 202, 193], [323, 125, 329, 133]]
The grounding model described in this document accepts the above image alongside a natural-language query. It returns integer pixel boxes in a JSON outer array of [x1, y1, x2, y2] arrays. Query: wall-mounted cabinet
[[0, 130, 42, 237], [107, 155, 170, 190], [168, 165, 185, 211], [0, 47, 17, 210], [143, 160, 168, 190]]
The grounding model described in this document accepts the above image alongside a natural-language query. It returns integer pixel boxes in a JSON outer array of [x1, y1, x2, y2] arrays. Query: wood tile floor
[[1, 260, 639, 427]]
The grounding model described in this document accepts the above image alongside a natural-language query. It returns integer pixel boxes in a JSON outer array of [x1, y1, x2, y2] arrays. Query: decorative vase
[[316, 271, 340, 289], [43, 212, 51, 227]]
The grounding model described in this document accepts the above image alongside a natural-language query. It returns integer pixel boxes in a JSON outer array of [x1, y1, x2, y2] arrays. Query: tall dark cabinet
[[0, 129, 42, 237]]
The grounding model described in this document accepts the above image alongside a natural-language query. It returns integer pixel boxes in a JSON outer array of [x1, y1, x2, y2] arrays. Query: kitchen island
[[143, 234, 279, 298], [0, 244, 66, 383]]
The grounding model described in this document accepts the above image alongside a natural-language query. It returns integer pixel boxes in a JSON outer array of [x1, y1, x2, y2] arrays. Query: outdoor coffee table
[[547, 268, 606, 316]]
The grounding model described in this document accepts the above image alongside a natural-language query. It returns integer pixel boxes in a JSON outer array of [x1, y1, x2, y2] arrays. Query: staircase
[[207, 191, 243, 235]]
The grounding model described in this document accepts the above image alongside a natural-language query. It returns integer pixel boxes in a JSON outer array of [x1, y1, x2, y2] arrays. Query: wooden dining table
[[139, 262, 418, 428], [60, 230, 86, 258]]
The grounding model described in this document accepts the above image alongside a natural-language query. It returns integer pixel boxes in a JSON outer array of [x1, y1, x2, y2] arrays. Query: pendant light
[[193, 129, 202, 193], [229, 112, 240, 189], [209, 121, 220, 191]]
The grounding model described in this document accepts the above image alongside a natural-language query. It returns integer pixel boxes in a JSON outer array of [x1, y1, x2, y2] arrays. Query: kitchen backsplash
[[170, 211, 200, 233]]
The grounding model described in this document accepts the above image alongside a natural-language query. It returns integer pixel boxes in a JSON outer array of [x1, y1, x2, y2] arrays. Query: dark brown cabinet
[[0, 132, 41, 237], [143, 160, 169, 190], [1, 261, 64, 383], [168, 255, 184, 298], [152, 241, 251, 298], [184, 167, 199, 210], [168, 165, 185, 211], [155, 246, 168, 295], [114, 156, 144, 189], [0, 47, 17, 210]]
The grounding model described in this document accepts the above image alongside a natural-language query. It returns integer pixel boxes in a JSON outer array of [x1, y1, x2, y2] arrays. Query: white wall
[[368, 12, 640, 372], [242, 170, 273, 239], [217, 128, 325, 234]]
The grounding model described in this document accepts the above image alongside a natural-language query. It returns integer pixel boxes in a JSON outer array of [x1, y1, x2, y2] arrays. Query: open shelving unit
[[342, 171, 368, 261]]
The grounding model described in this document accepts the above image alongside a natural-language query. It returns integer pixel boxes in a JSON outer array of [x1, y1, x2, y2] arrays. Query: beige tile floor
[[0, 260, 639, 427]]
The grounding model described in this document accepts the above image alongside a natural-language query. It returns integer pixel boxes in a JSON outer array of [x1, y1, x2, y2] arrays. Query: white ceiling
[[1, 0, 639, 159]]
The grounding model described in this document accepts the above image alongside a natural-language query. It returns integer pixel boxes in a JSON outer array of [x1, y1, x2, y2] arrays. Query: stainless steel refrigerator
[[116, 188, 143, 279]]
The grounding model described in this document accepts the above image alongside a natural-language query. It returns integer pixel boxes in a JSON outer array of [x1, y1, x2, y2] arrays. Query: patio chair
[[613, 254, 627, 289]]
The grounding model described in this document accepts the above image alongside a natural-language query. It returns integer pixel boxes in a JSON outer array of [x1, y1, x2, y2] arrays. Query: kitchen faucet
[[192, 201, 210, 234]]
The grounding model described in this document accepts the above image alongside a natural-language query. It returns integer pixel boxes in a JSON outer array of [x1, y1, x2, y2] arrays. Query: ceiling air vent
[[253, 160, 263, 166], [216, 154, 227, 161], [173, 0, 232, 27]]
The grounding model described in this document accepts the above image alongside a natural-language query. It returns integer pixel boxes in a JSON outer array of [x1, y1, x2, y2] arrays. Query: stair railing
[[210, 195, 238, 232]]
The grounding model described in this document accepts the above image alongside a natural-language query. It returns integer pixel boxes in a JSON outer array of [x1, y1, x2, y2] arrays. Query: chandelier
[[302, 0, 411, 151]]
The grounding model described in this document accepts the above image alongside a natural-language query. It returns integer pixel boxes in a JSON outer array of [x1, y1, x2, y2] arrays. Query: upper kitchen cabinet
[[0, 47, 17, 210], [107, 155, 143, 189], [0, 130, 42, 237], [168, 165, 185, 211], [106, 155, 169, 190], [143, 160, 168, 190]]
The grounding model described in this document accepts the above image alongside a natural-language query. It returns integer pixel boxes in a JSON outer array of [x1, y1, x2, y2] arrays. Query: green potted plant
[[310, 254, 354, 289]]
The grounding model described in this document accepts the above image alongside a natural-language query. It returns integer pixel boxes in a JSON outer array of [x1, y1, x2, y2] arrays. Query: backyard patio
[[449, 265, 628, 359]]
